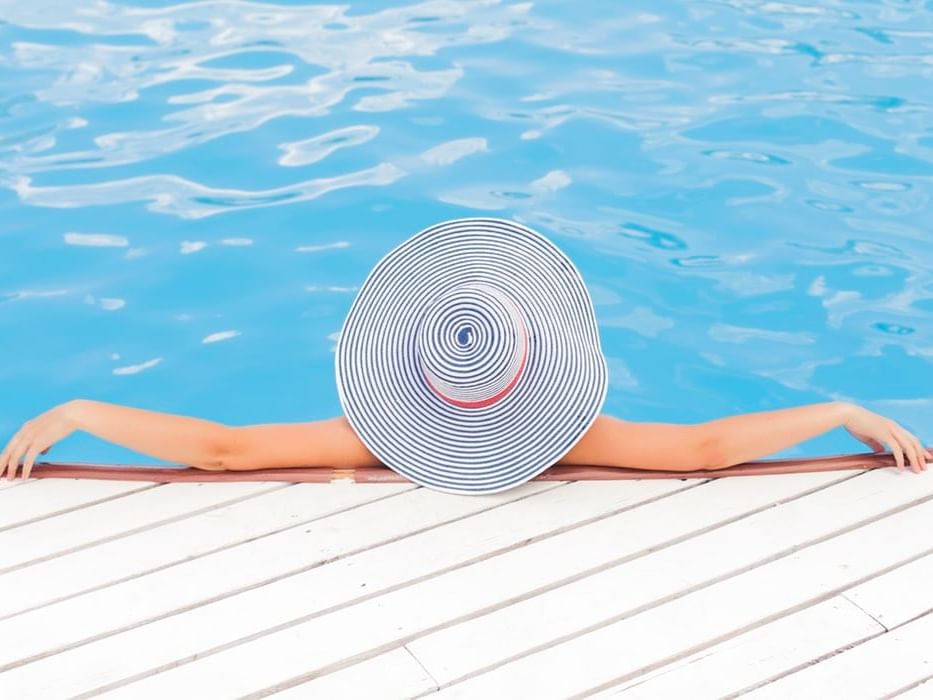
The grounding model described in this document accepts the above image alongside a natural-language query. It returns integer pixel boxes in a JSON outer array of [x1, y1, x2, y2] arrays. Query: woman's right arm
[[705, 401, 930, 473], [1, 399, 383, 480], [1, 399, 230, 479]]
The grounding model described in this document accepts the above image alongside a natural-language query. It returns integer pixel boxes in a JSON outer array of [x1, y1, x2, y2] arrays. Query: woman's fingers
[[2, 425, 38, 480], [0, 433, 25, 479], [844, 405, 931, 475], [910, 435, 928, 472], [889, 424, 923, 473], [899, 427, 926, 473], [1, 442, 19, 479], [0, 431, 17, 478], [21, 446, 43, 480], [901, 427, 925, 473], [883, 432, 906, 473], [6, 436, 31, 480], [916, 437, 932, 466], [1, 407, 71, 480]]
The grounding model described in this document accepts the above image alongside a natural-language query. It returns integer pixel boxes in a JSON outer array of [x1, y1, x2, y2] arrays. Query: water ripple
[[1, 0, 529, 186], [278, 125, 380, 167], [5, 61, 464, 174], [8, 162, 405, 218], [2, 0, 933, 434]]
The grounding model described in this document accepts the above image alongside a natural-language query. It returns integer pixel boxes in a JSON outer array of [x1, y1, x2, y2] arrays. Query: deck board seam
[[0, 484, 419, 626], [0, 483, 162, 533], [0, 482, 294, 576], [403, 643, 441, 694], [421, 493, 933, 694], [70, 474, 863, 695]]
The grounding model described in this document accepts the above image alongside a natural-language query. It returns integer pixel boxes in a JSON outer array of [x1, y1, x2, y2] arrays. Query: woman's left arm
[[1, 399, 230, 479]]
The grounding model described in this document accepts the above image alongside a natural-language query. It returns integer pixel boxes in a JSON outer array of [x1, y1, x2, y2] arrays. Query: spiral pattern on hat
[[335, 217, 608, 495], [417, 282, 529, 408]]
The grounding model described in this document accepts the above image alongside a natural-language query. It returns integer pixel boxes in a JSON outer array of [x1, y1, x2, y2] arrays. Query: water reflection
[[9, 163, 406, 218], [0, 0, 931, 442]]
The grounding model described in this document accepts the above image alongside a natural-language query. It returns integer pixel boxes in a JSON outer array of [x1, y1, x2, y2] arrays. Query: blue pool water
[[1, 0, 931, 467]]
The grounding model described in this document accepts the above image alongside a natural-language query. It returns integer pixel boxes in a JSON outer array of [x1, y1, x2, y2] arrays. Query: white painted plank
[[0, 478, 683, 697], [0, 479, 154, 530], [420, 485, 933, 698], [266, 647, 437, 699], [0, 481, 415, 620], [588, 596, 881, 698], [0, 479, 32, 490], [741, 610, 933, 699], [0, 479, 569, 690], [843, 550, 933, 629], [408, 470, 912, 686], [68, 473, 852, 698], [0, 481, 284, 573], [893, 677, 933, 698]]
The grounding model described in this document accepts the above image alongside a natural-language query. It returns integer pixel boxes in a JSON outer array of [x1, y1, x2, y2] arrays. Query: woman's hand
[[0, 401, 82, 480], [843, 403, 932, 474]]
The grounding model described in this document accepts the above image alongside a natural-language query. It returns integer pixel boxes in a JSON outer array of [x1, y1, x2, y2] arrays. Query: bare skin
[[1, 399, 930, 481]]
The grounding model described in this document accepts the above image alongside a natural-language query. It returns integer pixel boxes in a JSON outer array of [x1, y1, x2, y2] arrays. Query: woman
[[0, 399, 930, 482], [3, 218, 930, 484]]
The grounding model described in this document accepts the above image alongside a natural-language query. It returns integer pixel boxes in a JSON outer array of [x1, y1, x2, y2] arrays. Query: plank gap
[[0, 483, 159, 533], [430, 488, 933, 695], [0, 483, 418, 626], [0, 482, 293, 576]]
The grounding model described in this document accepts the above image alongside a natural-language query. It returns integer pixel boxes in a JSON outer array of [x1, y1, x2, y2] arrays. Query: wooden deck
[[1, 465, 932, 699]]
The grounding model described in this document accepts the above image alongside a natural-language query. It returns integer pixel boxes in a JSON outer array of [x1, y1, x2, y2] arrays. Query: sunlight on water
[[1, 0, 931, 465]]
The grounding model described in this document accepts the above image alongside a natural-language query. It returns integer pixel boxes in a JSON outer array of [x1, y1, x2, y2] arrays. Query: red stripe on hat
[[424, 319, 530, 409]]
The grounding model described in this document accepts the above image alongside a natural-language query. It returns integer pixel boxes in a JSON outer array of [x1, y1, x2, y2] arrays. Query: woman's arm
[[557, 415, 719, 471], [560, 402, 931, 474], [702, 401, 851, 469], [0, 399, 383, 479], [705, 401, 930, 472], [68, 399, 231, 470], [0, 399, 230, 478], [3, 398, 929, 480]]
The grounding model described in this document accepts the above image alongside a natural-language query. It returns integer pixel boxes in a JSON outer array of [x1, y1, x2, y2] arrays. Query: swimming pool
[[1, 0, 931, 467]]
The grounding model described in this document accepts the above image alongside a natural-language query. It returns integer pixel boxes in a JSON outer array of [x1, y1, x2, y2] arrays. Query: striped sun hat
[[335, 217, 608, 495]]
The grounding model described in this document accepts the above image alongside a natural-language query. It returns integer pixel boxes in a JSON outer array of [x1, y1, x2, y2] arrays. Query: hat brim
[[335, 217, 608, 495]]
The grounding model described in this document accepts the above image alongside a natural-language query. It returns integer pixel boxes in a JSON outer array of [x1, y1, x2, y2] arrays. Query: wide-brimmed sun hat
[[335, 217, 609, 495]]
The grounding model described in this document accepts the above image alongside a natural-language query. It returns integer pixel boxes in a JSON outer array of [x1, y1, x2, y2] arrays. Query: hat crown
[[416, 282, 529, 409]]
